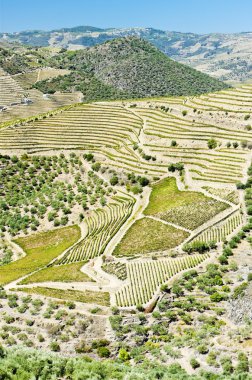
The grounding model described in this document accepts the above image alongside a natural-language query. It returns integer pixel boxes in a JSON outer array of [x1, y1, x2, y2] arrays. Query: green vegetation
[[55, 195, 135, 264], [33, 37, 228, 101], [0, 226, 80, 285], [207, 138, 218, 149], [168, 163, 184, 173], [0, 38, 251, 376], [113, 217, 189, 257], [2, 346, 248, 380], [102, 261, 127, 280], [0, 154, 113, 236], [115, 253, 209, 306], [183, 241, 216, 254], [0, 47, 31, 74], [144, 177, 228, 230], [16, 286, 110, 306], [20, 262, 93, 285]]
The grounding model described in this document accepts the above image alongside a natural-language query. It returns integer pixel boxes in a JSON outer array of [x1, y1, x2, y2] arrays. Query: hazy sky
[[1, 0, 252, 34]]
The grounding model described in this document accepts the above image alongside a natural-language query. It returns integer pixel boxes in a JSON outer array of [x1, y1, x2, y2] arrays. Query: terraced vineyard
[[1, 31, 252, 377], [146, 145, 247, 184], [191, 210, 244, 244], [0, 82, 251, 312], [184, 84, 252, 113], [144, 177, 230, 230], [0, 103, 141, 149], [136, 106, 252, 143], [0, 68, 24, 106], [1, 82, 251, 181], [203, 186, 240, 204], [55, 195, 135, 264], [115, 253, 209, 307], [134, 106, 250, 184]]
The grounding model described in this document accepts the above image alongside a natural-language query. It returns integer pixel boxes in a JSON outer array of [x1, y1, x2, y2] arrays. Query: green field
[[0, 226, 81, 285], [113, 217, 189, 257], [20, 261, 93, 285], [144, 177, 229, 230], [16, 287, 110, 307]]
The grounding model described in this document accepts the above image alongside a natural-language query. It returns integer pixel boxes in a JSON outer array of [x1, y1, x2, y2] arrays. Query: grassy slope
[[0, 226, 81, 285], [144, 177, 229, 230], [144, 177, 206, 214], [33, 37, 229, 101], [113, 217, 189, 257], [16, 287, 110, 306], [20, 262, 93, 285]]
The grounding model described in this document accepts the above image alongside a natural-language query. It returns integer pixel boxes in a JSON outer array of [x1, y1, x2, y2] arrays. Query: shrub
[[241, 140, 248, 148], [236, 352, 249, 373], [190, 358, 200, 369], [91, 162, 101, 172], [218, 255, 228, 265], [197, 344, 209, 354], [210, 292, 227, 302], [97, 346, 110, 358], [37, 334, 45, 342], [110, 175, 119, 186], [91, 339, 109, 349], [83, 153, 94, 161], [136, 304, 144, 312], [75, 340, 91, 354], [160, 284, 168, 292], [172, 283, 184, 296], [236, 182, 245, 190], [207, 138, 217, 149], [152, 311, 161, 319], [26, 319, 34, 326], [232, 282, 248, 299], [168, 163, 184, 173], [138, 177, 149, 187], [247, 273, 252, 281], [50, 341, 60, 352], [118, 348, 130, 361], [183, 241, 212, 254], [0, 344, 5, 358], [66, 301, 76, 309]]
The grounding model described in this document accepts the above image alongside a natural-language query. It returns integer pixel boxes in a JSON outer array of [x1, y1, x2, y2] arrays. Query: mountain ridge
[[32, 36, 229, 101], [1, 26, 252, 82]]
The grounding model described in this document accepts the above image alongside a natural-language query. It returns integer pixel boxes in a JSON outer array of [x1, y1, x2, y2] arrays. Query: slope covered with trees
[[33, 37, 229, 101]]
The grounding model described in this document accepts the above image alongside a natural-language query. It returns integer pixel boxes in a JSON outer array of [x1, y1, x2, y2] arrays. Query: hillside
[[33, 37, 229, 101], [1, 26, 252, 82], [0, 82, 252, 376]]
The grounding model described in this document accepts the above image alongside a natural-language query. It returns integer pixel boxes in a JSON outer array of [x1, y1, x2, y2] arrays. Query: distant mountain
[[1, 26, 252, 82], [33, 36, 229, 102]]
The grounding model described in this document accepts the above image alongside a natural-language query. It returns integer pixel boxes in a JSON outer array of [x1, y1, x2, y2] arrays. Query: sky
[[0, 0, 252, 34]]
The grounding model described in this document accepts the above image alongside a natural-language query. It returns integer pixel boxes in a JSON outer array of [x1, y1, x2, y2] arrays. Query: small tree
[[91, 162, 101, 172], [190, 358, 200, 369], [138, 177, 149, 187], [83, 153, 94, 161], [118, 348, 130, 361], [207, 138, 217, 149], [97, 346, 110, 358], [110, 175, 119, 186], [50, 341, 60, 352]]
